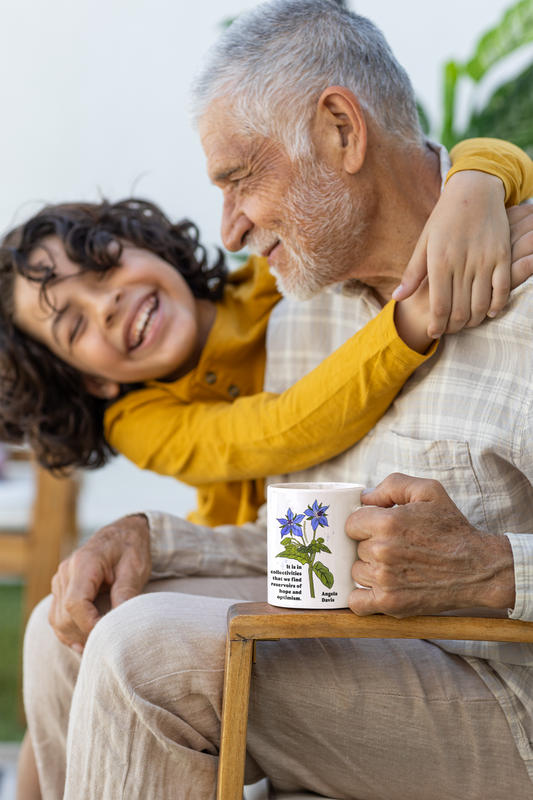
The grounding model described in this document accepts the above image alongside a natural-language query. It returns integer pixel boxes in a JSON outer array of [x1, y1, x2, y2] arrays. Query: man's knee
[[23, 593, 82, 742], [25, 594, 53, 651], [81, 592, 231, 690], [24, 594, 74, 678]]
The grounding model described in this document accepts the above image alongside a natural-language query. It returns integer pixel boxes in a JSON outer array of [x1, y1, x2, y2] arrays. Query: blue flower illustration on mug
[[304, 500, 330, 531], [277, 501, 334, 598], [276, 508, 305, 537]]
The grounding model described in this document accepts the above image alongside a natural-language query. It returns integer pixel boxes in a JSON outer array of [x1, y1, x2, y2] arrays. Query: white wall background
[[0, 0, 521, 533]]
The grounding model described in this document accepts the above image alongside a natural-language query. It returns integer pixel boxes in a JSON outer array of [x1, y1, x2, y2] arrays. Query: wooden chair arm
[[227, 601, 533, 643]]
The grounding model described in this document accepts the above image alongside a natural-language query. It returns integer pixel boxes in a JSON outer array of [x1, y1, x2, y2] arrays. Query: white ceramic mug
[[267, 482, 366, 609]]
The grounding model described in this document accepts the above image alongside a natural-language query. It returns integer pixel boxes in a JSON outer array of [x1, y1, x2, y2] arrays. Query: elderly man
[[23, 2, 533, 799]]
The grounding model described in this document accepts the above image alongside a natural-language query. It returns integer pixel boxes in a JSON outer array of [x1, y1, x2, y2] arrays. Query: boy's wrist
[[446, 168, 506, 201], [393, 293, 433, 354]]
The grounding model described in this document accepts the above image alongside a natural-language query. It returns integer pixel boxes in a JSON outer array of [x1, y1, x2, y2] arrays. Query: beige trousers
[[24, 576, 533, 800]]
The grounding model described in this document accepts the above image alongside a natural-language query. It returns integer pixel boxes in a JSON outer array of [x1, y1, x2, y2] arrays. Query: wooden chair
[[218, 602, 533, 800], [0, 450, 78, 625]]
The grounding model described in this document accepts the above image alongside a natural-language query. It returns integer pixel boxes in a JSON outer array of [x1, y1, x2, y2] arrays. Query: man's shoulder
[[435, 276, 533, 388]]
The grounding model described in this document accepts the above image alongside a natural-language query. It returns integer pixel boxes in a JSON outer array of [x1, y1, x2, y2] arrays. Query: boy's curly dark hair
[[0, 198, 227, 472]]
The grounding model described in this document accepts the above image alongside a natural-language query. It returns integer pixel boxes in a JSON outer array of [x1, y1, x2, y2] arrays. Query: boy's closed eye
[[69, 315, 84, 347]]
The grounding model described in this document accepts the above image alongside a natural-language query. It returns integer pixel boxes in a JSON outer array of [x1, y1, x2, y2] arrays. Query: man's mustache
[[246, 229, 282, 258]]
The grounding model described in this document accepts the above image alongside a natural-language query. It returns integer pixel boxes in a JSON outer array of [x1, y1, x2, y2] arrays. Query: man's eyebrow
[[211, 165, 243, 183]]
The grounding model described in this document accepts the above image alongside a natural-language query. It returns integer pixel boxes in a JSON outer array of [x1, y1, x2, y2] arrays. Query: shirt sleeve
[[105, 301, 438, 486], [144, 509, 267, 579], [447, 138, 533, 206], [506, 390, 533, 621]]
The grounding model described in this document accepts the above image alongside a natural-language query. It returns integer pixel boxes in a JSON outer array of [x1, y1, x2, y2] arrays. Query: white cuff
[[505, 533, 533, 621]]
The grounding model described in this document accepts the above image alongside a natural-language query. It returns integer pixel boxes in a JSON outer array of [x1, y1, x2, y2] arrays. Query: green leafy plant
[[276, 503, 334, 598], [421, 0, 533, 153]]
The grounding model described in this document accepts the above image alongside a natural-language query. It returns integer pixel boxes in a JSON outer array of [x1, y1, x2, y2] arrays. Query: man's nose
[[221, 197, 253, 252]]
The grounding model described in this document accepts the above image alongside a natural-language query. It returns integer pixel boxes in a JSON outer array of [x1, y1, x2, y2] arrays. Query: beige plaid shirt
[[147, 146, 533, 778]]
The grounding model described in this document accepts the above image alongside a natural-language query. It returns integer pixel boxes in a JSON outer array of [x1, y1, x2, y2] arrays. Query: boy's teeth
[[131, 295, 158, 348]]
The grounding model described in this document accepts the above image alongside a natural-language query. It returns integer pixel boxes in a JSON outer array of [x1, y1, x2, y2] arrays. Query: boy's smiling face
[[13, 236, 211, 397]]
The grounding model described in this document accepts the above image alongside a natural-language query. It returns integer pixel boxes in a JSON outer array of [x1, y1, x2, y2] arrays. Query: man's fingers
[[58, 556, 106, 637], [510, 217, 533, 290], [511, 254, 533, 290], [360, 472, 444, 508], [345, 504, 386, 541], [62, 592, 101, 636], [511, 225, 533, 264], [48, 592, 94, 650], [110, 581, 142, 608], [109, 549, 150, 608], [347, 587, 379, 616], [508, 204, 533, 245]]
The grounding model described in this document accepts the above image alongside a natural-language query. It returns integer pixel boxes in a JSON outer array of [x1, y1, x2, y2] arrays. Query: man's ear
[[83, 375, 121, 399], [312, 85, 367, 175]]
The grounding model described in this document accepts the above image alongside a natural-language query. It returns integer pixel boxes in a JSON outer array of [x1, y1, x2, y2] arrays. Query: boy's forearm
[[393, 290, 433, 354]]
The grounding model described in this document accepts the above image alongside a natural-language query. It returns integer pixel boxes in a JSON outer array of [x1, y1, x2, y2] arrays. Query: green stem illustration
[[306, 521, 317, 598], [308, 561, 315, 598]]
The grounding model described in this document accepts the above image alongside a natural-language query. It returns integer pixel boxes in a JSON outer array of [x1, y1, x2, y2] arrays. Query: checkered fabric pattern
[[263, 263, 533, 780]]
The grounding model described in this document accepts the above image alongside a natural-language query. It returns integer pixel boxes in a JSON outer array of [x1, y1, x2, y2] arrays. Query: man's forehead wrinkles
[[213, 138, 283, 184]]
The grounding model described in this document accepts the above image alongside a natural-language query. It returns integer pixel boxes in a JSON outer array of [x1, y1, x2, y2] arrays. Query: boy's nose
[[94, 287, 122, 327]]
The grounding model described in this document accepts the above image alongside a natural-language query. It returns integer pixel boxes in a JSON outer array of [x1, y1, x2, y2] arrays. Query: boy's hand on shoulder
[[394, 170, 511, 337], [48, 514, 152, 652]]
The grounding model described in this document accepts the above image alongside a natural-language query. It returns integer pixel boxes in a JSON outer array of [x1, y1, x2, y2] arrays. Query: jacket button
[[228, 384, 240, 398], [205, 371, 217, 385]]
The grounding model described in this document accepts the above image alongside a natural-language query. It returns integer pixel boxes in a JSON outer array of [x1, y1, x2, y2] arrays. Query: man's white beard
[[248, 158, 367, 300]]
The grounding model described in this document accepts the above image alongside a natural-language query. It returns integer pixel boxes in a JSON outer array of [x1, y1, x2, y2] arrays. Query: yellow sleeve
[[447, 138, 533, 206], [105, 301, 438, 486]]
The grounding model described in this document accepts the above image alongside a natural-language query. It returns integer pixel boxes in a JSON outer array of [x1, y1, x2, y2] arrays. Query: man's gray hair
[[191, 0, 424, 156]]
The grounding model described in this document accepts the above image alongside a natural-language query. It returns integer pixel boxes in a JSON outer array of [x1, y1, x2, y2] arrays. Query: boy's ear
[[83, 375, 121, 399]]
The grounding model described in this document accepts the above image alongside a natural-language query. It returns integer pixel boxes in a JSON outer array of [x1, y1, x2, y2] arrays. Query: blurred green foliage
[[0, 583, 25, 741], [419, 0, 533, 154]]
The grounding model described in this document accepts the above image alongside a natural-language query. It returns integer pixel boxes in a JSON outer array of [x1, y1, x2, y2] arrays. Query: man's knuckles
[[350, 586, 413, 619], [377, 472, 446, 500], [62, 595, 83, 618], [357, 538, 396, 566], [51, 572, 62, 595]]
